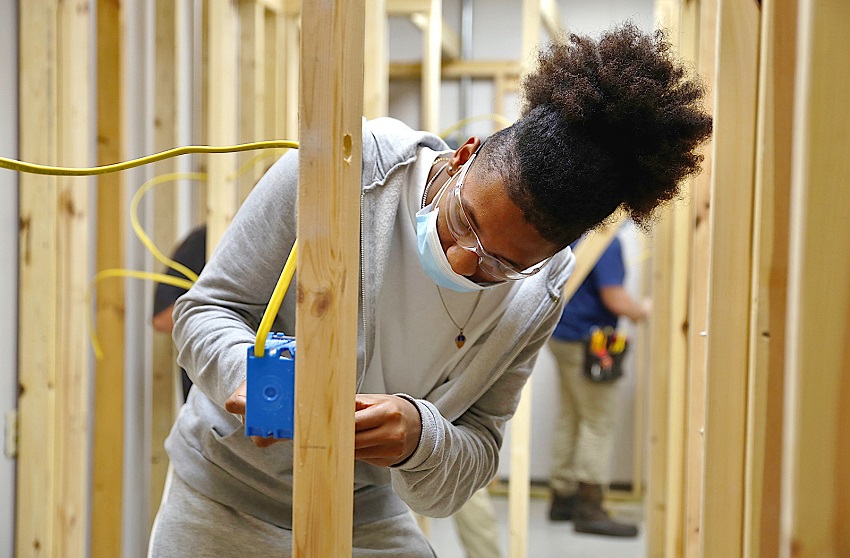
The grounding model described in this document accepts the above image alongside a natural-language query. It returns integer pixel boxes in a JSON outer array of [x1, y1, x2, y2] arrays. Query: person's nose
[[446, 244, 479, 276]]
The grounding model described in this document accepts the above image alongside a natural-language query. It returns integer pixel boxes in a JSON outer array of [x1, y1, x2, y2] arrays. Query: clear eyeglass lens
[[446, 154, 553, 281]]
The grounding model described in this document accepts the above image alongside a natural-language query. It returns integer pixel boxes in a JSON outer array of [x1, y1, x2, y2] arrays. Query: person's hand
[[354, 394, 422, 467], [640, 297, 653, 320], [224, 380, 285, 448]]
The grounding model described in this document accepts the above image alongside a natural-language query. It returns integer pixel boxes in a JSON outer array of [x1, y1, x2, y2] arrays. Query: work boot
[[572, 482, 638, 537], [548, 491, 577, 521]]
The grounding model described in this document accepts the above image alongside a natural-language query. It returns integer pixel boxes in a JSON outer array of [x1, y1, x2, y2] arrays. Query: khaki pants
[[548, 338, 621, 496], [452, 487, 502, 558]]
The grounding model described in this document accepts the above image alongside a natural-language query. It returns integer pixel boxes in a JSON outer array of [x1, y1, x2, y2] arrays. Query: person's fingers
[[251, 435, 285, 448], [224, 380, 248, 414], [354, 404, 388, 432]]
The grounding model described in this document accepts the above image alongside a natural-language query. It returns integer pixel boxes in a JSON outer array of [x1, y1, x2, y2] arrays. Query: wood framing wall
[[11, 1, 850, 556], [16, 0, 93, 555], [645, 0, 850, 556]]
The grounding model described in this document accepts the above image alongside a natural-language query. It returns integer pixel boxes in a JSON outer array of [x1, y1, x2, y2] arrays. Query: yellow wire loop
[[130, 173, 208, 282], [88, 269, 196, 360], [0, 140, 299, 176], [254, 240, 298, 357]]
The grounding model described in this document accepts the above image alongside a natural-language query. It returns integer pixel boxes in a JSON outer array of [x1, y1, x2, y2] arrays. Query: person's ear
[[448, 137, 481, 175]]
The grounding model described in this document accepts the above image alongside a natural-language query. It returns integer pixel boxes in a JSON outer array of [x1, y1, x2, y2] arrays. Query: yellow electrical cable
[[3, 139, 300, 360], [0, 140, 299, 176], [128, 148, 290, 282], [254, 240, 298, 357], [438, 113, 513, 139], [130, 172, 208, 282], [87, 269, 195, 360]]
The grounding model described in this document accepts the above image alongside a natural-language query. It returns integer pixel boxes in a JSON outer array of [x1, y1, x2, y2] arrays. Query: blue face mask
[[416, 187, 491, 293]]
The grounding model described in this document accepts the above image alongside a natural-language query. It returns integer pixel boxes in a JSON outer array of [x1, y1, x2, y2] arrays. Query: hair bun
[[519, 22, 712, 230]]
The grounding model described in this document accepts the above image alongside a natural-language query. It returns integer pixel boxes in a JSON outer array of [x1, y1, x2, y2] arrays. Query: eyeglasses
[[442, 152, 553, 281]]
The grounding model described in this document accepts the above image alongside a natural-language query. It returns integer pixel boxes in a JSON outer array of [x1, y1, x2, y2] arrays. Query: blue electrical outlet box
[[246, 333, 296, 439]]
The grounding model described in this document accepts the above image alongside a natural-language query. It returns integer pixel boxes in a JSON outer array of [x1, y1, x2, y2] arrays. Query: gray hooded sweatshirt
[[167, 117, 575, 531]]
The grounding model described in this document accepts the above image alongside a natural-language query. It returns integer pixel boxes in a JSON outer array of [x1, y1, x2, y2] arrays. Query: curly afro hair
[[477, 22, 713, 247]]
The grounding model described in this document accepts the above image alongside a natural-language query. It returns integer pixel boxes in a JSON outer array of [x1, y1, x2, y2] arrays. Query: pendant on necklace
[[455, 332, 466, 349]]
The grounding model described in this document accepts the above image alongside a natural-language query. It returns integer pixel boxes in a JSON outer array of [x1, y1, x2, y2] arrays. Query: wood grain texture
[[94, 0, 126, 552], [16, 0, 60, 554], [781, 1, 850, 556], [701, 0, 760, 555], [294, 1, 364, 556], [744, 0, 796, 555]]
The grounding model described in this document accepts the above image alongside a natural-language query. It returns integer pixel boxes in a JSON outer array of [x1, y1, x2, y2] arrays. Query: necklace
[[421, 157, 451, 209], [436, 287, 483, 348]]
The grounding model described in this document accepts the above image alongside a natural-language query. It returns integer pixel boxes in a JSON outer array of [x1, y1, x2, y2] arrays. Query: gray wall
[[0, 0, 18, 555]]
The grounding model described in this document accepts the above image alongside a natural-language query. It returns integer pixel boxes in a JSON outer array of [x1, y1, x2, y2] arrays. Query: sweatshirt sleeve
[[172, 151, 299, 407], [388, 295, 565, 518]]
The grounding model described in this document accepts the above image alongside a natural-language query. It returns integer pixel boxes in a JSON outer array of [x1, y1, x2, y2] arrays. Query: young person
[[149, 23, 712, 556]]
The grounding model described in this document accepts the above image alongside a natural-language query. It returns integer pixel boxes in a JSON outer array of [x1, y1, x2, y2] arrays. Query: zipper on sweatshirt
[[357, 188, 368, 394]]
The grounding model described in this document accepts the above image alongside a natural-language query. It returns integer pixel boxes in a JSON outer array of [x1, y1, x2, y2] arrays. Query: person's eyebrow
[[464, 196, 524, 270]]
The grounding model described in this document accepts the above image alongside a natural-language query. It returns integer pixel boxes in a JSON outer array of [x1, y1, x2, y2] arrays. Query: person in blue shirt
[[548, 236, 650, 537]]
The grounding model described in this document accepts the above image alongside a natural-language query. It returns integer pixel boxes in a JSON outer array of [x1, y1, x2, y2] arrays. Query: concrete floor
[[427, 494, 645, 558]]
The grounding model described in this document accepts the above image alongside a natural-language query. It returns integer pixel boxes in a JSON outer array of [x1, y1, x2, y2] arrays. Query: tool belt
[[582, 327, 628, 383]]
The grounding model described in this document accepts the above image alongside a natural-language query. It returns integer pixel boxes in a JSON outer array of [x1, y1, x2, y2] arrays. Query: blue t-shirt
[[551, 237, 625, 341]]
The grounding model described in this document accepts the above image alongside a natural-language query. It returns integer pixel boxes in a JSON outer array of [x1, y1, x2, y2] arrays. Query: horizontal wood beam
[[389, 60, 522, 80], [386, 0, 431, 15]]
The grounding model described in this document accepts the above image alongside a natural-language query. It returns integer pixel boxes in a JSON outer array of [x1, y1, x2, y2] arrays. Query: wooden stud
[[284, 13, 300, 141], [364, 0, 389, 119], [54, 0, 93, 547], [521, 0, 541, 64], [421, 0, 441, 132], [206, 0, 239, 252], [238, 0, 267, 204], [508, 383, 531, 558], [17, 0, 93, 554], [682, 1, 716, 555], [645, 4, 681, 553], [663, 199, 691, 558], [389, 60, 523, 81], [493, 74, 507, 124], [263, 9, 284, 141], [781, 1, 850, 556], [149, 0, 182, 527], [646, 210, 673, 558], [664, 2, 700, 555], [93, 0, 125, 552], [701, 0, 760, 555], [294, 1, 364, 556], [16, 0, 60, 553], [743, 0, 797, 555], [630, 233, 650, 502]]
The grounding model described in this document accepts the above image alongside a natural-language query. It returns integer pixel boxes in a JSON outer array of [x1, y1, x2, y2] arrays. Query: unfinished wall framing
[[11, 0, 850, 556]]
